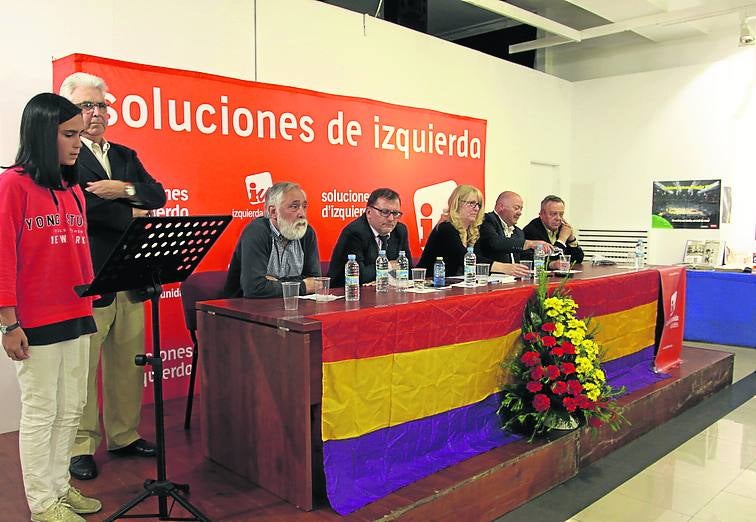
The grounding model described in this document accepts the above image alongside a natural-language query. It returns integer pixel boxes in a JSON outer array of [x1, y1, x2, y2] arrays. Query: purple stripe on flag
[[323, 393, 520, 515], [323, 347, 669, 515], [604, 345, 670, 393]]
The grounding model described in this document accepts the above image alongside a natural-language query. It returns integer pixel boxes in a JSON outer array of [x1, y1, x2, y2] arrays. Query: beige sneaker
[[61, 487, 102, 514], [31, 500, 85, 522]]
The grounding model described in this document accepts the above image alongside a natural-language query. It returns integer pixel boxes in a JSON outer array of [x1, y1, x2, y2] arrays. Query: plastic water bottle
[[634, 239, 645, 269], [534, 244, 546, 274], [433, 257, 446, 287], [375, 249, 389, 293], [345, 254, 360, 301], [397, 250, 409, 290], [464, 246, 476, 286]]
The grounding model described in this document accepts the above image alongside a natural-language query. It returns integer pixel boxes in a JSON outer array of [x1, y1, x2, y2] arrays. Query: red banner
[[655, 266, 686, 371], [52, 54, 487, 401]]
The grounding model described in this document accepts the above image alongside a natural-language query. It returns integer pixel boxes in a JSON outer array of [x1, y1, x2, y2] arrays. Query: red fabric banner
[[51, 54, 487, 401], [655, 266, 686, 371], [314, 270, 660, 363]]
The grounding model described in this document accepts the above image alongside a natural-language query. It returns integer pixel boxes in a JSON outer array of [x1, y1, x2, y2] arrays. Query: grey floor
[[496, 343, 756, 522]]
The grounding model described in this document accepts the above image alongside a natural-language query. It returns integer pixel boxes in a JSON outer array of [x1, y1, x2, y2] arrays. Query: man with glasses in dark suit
[[60, 72, 166, 481], [329, 188, 413, 286]]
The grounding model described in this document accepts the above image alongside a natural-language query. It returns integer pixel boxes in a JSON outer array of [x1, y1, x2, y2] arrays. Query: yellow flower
[[566, 329, 585, 344], [568, 318, 586, 331], [586, 388, 601, 401], [554, 322, 565, 337]]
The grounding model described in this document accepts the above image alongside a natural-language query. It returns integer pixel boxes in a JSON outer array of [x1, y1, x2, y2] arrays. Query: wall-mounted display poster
[[651, 180, 721, 229]]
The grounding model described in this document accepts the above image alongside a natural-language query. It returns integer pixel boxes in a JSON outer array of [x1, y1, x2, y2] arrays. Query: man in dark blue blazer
[[523, 194, 585, 266], [328, 188, 413, 287], [61, 72, 166, 481], [475, 191, 552, 276]]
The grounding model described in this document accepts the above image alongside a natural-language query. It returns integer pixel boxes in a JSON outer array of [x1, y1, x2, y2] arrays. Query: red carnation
[[561, 362, 576, 375], [588, 417, 603, 428], [521, 351, 541, 367], [541, 322, 556, 333], [530, 366, 546, 380], [526, 381, 543, 393], [562, 396, 578, 412], [561, 342, 576, 355], [566, 379, 583, 396], [576, 394, 592, 409], [550, 346, 565, 357], [542, 336, 557, 347], [523, 332, 539, 343], [546, 365, 561, 380], [533, 394, 551, 412], [551, 381, 568, 395]]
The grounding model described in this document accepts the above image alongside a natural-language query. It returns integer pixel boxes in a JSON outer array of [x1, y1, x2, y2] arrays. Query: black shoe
[[69, 455, 98, 480], [109, 438, 157, 457]]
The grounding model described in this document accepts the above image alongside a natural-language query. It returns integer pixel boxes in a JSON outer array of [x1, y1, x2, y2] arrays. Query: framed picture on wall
[[683, 240, 725, 266], [652, 180, 721, 229]]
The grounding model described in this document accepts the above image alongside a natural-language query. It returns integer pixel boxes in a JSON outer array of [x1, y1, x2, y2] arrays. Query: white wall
[[0, 0, 256, 434], [570, 46, 756, 265]]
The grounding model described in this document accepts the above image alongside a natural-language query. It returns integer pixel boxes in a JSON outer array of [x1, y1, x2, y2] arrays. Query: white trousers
[[16, 336, 89, 514]]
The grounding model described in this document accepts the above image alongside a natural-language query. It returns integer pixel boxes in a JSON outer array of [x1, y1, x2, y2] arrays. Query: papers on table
[[488, 275, 517, 284], [404, 286, 444, 293], [299, 294, 344, 301]]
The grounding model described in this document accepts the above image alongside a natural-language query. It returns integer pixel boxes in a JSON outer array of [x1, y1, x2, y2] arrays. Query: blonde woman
[[418, 185, 485, 276]]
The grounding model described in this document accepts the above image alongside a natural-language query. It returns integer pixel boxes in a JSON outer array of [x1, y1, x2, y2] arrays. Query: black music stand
[[76, 215, 231, 521]]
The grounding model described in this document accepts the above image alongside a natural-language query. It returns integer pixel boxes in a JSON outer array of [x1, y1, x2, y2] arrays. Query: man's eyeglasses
[[462, 200, 482, 210], [77, 102, 109, 112], [370, 206, 403, 218], [286, 202, 308, 211]]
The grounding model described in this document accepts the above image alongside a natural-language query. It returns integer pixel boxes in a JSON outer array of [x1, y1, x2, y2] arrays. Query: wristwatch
[[124, 183, 136, 198], [0, 321, 20, 335]]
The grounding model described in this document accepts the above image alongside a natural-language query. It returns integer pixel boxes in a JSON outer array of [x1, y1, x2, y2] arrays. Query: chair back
[[180, 270, 229, 333]]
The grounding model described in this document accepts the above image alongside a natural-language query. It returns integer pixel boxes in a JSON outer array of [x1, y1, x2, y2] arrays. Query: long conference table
[[196, 264, 665, 513]]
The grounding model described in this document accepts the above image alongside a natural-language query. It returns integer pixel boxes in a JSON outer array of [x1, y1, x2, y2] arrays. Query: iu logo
[[245, 172, 273, 206], [666, 290, 680, 329], [413, 180, 458, 248]]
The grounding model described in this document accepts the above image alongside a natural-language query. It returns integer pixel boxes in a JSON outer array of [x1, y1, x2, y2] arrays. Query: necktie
[[378, 235, 389, 252]]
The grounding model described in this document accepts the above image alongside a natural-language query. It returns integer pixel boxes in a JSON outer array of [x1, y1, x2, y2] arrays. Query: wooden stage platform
[[0, 346, 733, 521]]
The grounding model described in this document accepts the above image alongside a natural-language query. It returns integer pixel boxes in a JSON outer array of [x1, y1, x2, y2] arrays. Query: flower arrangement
[[499, 272, 627, 440]]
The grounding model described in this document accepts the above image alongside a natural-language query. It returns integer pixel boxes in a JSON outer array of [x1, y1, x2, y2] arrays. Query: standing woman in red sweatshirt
[[0, 93, 102, 522]]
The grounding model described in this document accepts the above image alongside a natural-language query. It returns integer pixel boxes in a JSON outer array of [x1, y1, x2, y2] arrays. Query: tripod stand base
[[104, 479, 210, 521]]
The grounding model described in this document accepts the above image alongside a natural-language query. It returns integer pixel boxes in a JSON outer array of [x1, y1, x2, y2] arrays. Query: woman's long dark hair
[[10, 92, 82, 189]]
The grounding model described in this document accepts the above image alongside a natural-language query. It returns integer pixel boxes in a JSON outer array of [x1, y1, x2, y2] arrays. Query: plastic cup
[[313, 276, 331, 301], [558, 254, 571, 272], [519, 260, 533, 279], [411, 268, 427, 289], [475, 263, 490, 285], [281, 281, 300, 310]]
